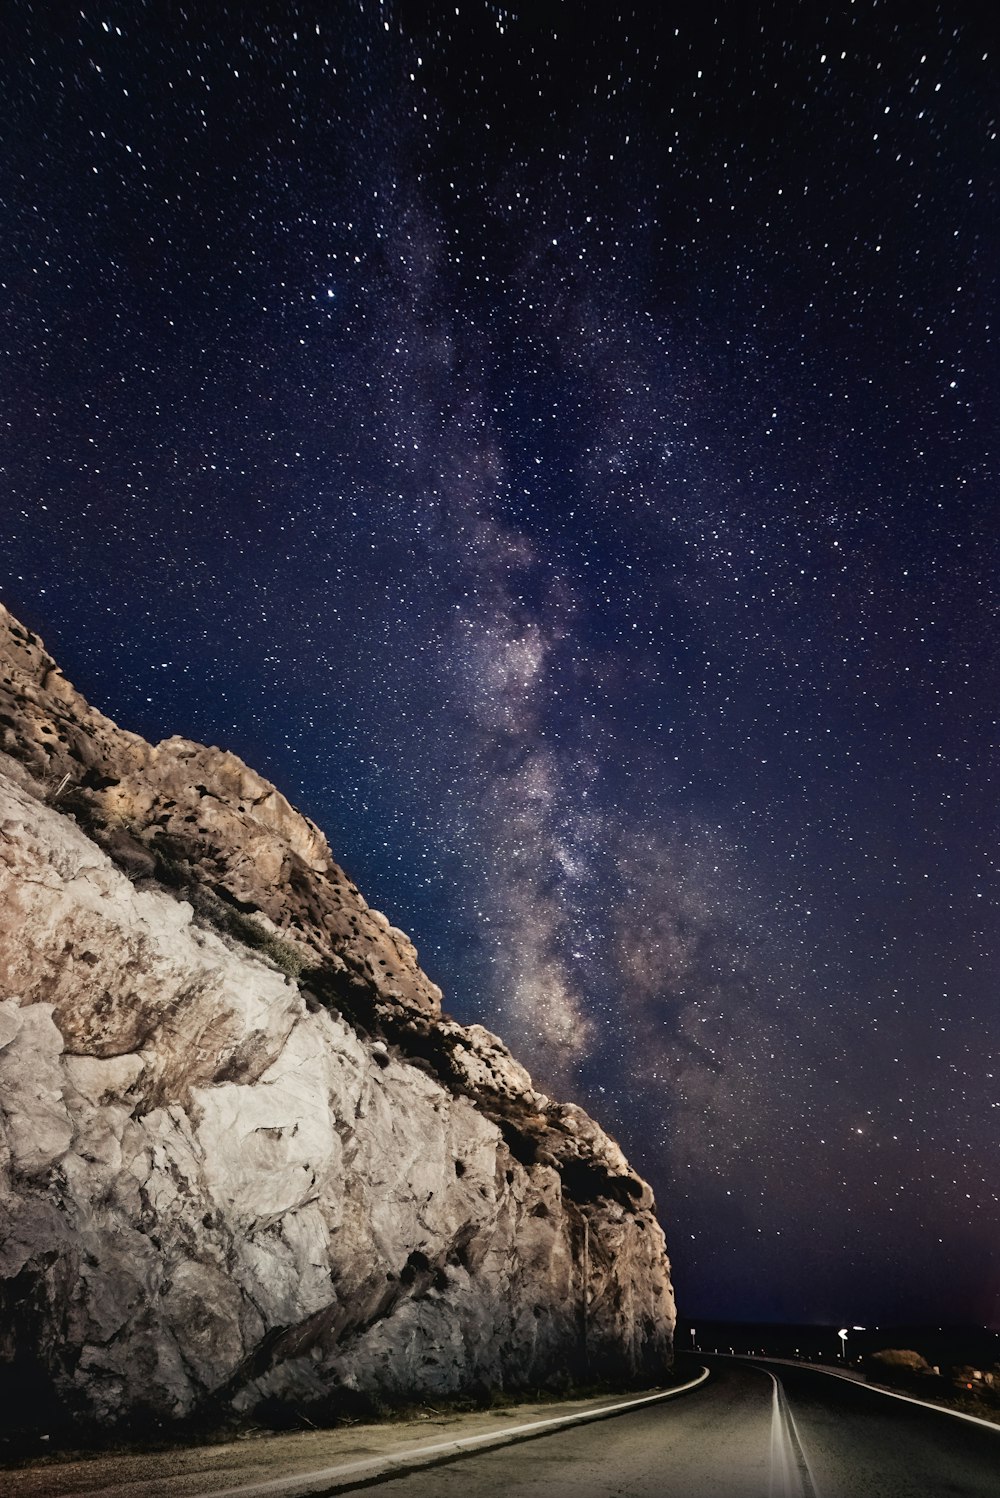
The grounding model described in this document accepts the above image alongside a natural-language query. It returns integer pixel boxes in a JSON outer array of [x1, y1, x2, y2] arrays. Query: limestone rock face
[[0, 604, 675, 1429]]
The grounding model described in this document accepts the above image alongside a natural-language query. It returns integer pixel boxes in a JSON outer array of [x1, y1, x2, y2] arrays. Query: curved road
[[334, 1357, 1000, 1498]]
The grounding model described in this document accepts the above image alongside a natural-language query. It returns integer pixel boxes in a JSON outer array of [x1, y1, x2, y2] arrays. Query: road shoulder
[[3, 1372, 710, 1498]]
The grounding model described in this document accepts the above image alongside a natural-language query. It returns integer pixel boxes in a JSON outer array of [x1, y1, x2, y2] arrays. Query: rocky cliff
[[0, 603, 674, 1433]]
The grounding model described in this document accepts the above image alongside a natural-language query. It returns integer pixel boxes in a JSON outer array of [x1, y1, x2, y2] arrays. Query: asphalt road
[[327, 1358, 1000, 1498]]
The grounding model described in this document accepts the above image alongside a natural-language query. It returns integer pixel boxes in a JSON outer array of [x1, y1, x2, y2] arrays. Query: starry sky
[[3, 0, 999, 1327]]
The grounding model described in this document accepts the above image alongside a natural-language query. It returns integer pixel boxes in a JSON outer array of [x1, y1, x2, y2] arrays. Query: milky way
[[3, 1, 998, 1324]]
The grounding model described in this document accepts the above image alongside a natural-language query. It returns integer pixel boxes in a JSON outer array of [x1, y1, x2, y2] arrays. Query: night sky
[[3, 1, 999, 1327]]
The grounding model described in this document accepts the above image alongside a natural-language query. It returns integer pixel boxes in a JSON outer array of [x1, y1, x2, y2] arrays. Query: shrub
[[867, 1349, 931, 1387], [222, 909, 306, 979]]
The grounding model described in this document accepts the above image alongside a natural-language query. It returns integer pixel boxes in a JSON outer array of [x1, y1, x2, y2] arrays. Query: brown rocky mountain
[[0, 602, 675, 1433]]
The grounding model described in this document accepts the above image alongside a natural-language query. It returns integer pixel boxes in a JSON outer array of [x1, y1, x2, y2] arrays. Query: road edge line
[[192, 1368, 711, 1498]]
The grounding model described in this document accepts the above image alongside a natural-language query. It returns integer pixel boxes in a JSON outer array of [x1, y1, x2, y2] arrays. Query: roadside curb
[[193, 1369, 711, 1498], [748, 1356, 1000, 1435]]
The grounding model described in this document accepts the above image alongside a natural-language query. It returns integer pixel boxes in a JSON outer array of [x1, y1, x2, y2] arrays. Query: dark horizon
[[3, 0, 998, 1325], [674, 1318, 1000, 1374], [676, 1318, 1000, 1337]]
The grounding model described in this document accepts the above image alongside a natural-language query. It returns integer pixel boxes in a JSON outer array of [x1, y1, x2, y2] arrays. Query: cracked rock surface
[[0, 604, 675, 1429]]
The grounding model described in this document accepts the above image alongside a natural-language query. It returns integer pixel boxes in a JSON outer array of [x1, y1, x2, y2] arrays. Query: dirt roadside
[[1, 1382, 702, 1498]]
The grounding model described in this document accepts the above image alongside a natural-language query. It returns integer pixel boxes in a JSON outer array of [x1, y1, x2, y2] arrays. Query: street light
[[838, 1328, 848, 1360]]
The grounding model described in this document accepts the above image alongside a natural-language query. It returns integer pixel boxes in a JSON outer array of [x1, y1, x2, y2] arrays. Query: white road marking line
[[768, 1372, 795, 1498], [181, 1368, 712, 1498], [753, 1358, 1000, 1435], [757, 1368, 820, 1498]]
